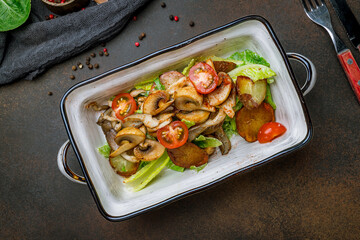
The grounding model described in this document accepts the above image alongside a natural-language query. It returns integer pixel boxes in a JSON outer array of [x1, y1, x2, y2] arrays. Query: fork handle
[[338, 49, 360, 103]]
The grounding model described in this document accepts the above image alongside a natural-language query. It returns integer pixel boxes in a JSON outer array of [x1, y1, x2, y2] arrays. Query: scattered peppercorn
[[104, 52, 109, 56], [169, 15, 174, 21], [161, 2, 166, 8], [90, 53, 96, 58], [103, 48, 107, 52], [138, 32, 146, 41], [77, 62, 81, 66], [72, 65, 77, 71], [86, 57, 90, 62], [99, 51, 104, 56], [70, 75, 75, 80], [174, 16, 179, 22], [86, 61, 90, 65], [189, 21, 195, 27], [45, 15, 50, 20], [81, 8, 85, 10], [79, 64, 83, 69], [88, 64, 93, 69], [133, 16, 137, 21], [49, 14, 54, 19], [48, 91, 53, 96], [101, 43, 106, 47], [94, 63, 99, 69], [135, 42, 140, 47]]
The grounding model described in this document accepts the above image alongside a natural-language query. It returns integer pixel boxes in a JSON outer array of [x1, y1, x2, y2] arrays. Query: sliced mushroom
[[213, 61, 237, 73], [188, 108, 227, 141], [174, 86, 215, 112], [86, 102, 109, 111], [124, 114, 160, 128], [143, 90, 174, 116], [97, 120, 119, 151], [121, 150, 140, 163], [214, 127, 231, 155], [176, 110, 210, 125], [109, 127, 145, 158], [122, 119, 143, 128], [220, 86, 236, 118], [159, 71, 184, 89], [130, 89, 146, 97], [147, 118, 172, 132], [205, 72, 233, 106], [166, 76, 191, 95], [134, 139, 165, 161]]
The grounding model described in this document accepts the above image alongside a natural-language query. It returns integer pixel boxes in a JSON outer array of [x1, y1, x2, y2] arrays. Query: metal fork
[[301, 0, 360, 103]]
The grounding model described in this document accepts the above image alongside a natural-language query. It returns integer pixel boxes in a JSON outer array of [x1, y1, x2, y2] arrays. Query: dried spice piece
[[86, 61, 90, 65], [103, 48, 107, 52], [104, 52, 109, 56], [72, 65, 77, 71], [90, 53, 96, 58], [45, 15, 50, 20], [48, 91, 53, 96], [88, 64, 93, 69], [133, 16, 137, 21], [86, 57, 90, 62], [189, 21, 195, 27], [79, 64, 83, 69], [77, 62, 81, 66], [94, 63, 99, 69], [161, 2, 166, 8], [138, 32, 146, 41], [174, 16, 179, 22], [99, 51, 104, 56], [49, 14, 54, 19], [70, 75, 75, 80], [169, 15, 174, 21], [135, 42, 140, 47]]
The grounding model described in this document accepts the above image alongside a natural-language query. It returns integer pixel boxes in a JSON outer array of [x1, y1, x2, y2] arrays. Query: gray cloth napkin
[[0, 0, 149, 85]]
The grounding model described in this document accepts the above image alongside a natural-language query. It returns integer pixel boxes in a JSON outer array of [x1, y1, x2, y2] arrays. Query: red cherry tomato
[[157, 121, 189, 149], [257, 122, 287, 143], [112, 93, 137, 120], [189, 62, 219, 94]]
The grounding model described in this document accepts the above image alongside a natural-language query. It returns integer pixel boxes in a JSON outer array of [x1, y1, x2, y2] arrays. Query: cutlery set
[[301, 0, 360, 103]]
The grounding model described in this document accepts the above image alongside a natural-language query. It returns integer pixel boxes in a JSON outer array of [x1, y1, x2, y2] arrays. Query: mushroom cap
[[174, 86, 216, 112], [176, 110, 210, 125], [143, 90, 174, 116], [159, 71, 184, 89], [134, 139, 165, 161], [109, 127, 145, 158], [205, 72, 233, 106]]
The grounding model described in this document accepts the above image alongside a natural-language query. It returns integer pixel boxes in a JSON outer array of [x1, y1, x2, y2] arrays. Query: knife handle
[[338, 49, 360, 103]]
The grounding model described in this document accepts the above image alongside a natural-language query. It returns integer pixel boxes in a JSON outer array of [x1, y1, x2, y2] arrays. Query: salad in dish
[[90, 50, 287, 191]]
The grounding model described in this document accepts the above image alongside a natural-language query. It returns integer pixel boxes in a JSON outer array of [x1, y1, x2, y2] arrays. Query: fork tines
[[301, 0, 325, 11]]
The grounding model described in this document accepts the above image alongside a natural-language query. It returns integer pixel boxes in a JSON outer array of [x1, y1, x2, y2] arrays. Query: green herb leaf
[[167, 160, 185, 172], [0, 0, 31, 32], [146, 132, 156, 140], [154, 77, 165, 90], [192, 135, 222, 148], [135, 109, 143, 114], [97, 143, 111, 158], [233, 96, 243, 112], [181, 119, 195, 128], [124, 151, 170, 191], [228, 50, 270, 67], [222, 115, 238, 139], [190, 163, 207, 172], [109, 96, 115, 101], [134, 78, 156, 90], [265, 84, 276, 109]]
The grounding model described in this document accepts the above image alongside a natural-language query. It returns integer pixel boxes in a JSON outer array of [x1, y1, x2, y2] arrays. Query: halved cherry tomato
[[258, 122, 287, 144], [189, 62, 219, 94], [157, 121, 189, 149], [112, 93, 137, 121]]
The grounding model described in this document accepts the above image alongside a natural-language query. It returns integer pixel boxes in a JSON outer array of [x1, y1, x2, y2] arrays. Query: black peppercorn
[[138, 32, 146, 40], [189, 21, 195, 27], [48, 91, 53, 96], [94, 63, 99, 69], [161, 2, 166, 8], [86, 57, 90, 62], [45, 15, 50, 20], [79, 64, 83, 69], [101, 43, 106, 47], [104, 52, 109, 56], [86, 61, 90, 65], [99, 51, 104, 56], [70, 75, 75, 80], [90, 53, 96, 58], [72, 65, 77, 71], [88, 64, 93, 69], [169, 15, 174, 21]]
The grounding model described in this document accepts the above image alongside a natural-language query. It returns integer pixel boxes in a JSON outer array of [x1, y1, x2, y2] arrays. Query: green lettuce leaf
[[134, 78, 156, 90], [124, 151, 170, 191], [210, 56, 244, 66], [265, 84, 276, 109], [192, 135, 222, 148], [97, 143, 111, 158], [154, 77, 165, 90], [228, 50, 270, 67], [181, 119, 195, 128], [228, 64, 276, 82], [182, 59, 196, 76], [233, 96, 243, 112], [139, 161, 150, 169], [167, 160, 185, 172], [0, 0, 31, 32], [190, 163, 207, 172], [222, 115, 238, 139]]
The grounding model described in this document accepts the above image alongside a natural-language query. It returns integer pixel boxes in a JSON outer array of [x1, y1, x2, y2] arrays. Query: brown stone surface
[[1, 0, 360, 239]]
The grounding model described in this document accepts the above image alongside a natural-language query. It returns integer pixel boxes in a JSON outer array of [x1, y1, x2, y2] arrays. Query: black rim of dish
[[60, 15, 313, 222]]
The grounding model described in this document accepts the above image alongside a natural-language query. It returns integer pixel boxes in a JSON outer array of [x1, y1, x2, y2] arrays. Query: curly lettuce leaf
[[190, 163, 207, 172], [228, 50, 270, 67], [97, 143, 111, 158], [228, 64, 276, 82], [182, 59, 196, 76], [192, 135, 222, 148], [181, 119, 196, 129], [167, 160, 185, 172], [222, 115, 238, 140]]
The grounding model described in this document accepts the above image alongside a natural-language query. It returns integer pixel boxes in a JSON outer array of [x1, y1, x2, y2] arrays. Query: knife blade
[[329, 0, 360, 49]]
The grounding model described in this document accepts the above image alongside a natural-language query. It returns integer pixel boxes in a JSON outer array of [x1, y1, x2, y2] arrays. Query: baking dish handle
[[287, 52, 316, 96], [57, 140, 87, 185]]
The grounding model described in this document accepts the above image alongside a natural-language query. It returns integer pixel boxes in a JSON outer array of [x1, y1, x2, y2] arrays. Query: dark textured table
[[1, 0, 360, 239]]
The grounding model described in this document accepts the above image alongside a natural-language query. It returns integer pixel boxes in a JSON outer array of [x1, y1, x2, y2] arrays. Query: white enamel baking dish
[[58, 15, 316, 221]]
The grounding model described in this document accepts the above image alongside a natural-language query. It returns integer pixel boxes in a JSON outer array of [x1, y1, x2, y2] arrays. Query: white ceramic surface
[[60, 17, 313, 220]]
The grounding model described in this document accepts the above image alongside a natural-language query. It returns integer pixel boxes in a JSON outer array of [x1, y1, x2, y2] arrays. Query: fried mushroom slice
[[143, 90, 174, 116], [109, 127, 145, 158], [176, 110, 210, 125], [166, 77, 192, 95], [130, 89, 146, 98], [213, 127, 231, 155], [206, 72, 233, 106], [213, 61, 237, 73], [220, 86, 236, 118], [121, 150, 140, 163], [167, 142, 208, 168], [134, 139, 166, 161], [159, 71, 184, 89], [174, 86, 215, 112]]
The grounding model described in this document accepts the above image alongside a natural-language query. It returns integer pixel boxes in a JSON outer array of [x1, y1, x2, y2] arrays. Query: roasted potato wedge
[[236, 76, 267, 110], [213, 61, 237, 73], [167, 142, 208, 168], [236, 102, 275, 142]]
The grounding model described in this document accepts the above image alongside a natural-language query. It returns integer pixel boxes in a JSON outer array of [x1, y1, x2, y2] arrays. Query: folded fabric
[[0, 0, 149, 85]]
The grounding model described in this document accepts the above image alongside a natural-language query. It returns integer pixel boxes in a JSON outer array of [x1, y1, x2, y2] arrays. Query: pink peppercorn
[[103, 48, 107, 52], [133, 16, 137, 21], [81, 8, 85, 10], [61, 0, 65, 3], [135, 42, 140, 47], [49, 14, 54, 19], [174, 16, 179, 21]]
